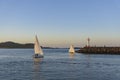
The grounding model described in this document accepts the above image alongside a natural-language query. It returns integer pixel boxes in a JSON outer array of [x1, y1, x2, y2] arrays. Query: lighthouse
[[87, 38, 90, 47]]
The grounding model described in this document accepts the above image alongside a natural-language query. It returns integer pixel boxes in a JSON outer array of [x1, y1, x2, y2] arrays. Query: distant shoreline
[[0, 41, 59, 49], [0, 41, 78, 49]]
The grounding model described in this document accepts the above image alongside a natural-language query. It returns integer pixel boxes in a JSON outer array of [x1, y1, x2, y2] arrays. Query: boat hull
[[33, 54, 44, 58], [69, 52, 75, 54]]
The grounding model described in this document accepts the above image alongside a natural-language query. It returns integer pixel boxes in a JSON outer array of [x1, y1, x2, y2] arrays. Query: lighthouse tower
[[87, 38, 90, 47]]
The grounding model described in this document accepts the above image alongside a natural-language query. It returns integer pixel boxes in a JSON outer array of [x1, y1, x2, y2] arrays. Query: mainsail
[[69, 45, 75, 53], [34, 36, 43, 55]]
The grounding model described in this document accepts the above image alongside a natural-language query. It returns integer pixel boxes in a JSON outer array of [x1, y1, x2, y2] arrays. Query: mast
[[34, 35, 43, 55]]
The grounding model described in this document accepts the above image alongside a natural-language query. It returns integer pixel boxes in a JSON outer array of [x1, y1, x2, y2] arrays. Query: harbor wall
[[76, 47, 120, 54]]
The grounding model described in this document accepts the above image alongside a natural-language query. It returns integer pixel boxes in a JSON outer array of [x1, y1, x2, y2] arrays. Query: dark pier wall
[[76, 47, 120, 54]]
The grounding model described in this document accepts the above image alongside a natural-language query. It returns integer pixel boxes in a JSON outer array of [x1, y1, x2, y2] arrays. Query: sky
[[0, 0, 120, 48]]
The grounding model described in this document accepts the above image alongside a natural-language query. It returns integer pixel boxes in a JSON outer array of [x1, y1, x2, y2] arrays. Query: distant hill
[[0, 41, 34, 48], [0, 41, 59, 49]]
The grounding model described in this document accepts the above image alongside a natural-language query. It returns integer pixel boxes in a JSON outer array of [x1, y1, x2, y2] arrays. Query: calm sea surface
[[0, 49, 120, 80]]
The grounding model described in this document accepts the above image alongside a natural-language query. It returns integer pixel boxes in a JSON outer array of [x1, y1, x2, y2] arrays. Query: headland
[[0, 41, 56, 49]]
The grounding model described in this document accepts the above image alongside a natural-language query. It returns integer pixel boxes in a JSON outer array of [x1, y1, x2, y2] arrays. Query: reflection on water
[[86, 54, 91, 68], [33, 58, 44, 80], [69, 53, 75, 59], [33, 58, 43, 65]]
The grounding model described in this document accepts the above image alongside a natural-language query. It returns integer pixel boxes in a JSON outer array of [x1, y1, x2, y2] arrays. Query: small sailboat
[[33, 35, 43, 58], [69, 45, 75, 53]]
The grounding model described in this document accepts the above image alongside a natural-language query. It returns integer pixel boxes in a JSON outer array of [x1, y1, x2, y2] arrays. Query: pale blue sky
[[0, 0, 120, 47]]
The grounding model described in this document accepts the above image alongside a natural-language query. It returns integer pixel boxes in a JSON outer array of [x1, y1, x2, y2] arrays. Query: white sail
[[34, 35, 43, 55], [69, 45, 75, 53]]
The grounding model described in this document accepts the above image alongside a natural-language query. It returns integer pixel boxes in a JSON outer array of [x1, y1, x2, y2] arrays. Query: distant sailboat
[[69, 45, 75, 53], [33, 35, 43, 58]]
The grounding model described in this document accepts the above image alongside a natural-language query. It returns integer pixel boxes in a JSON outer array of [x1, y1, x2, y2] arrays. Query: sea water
[[0, 49, 120, 80]]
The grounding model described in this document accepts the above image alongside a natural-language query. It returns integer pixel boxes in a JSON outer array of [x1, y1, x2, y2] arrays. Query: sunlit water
[[0, 49, 120, 80]]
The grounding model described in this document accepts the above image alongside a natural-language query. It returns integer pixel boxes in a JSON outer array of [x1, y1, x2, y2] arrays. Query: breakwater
[[76, 47, 120, 54]]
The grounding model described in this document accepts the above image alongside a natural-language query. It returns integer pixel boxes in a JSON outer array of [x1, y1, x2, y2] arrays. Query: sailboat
[[69, 45, 75, 53], [33, 35, 44, 58]]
